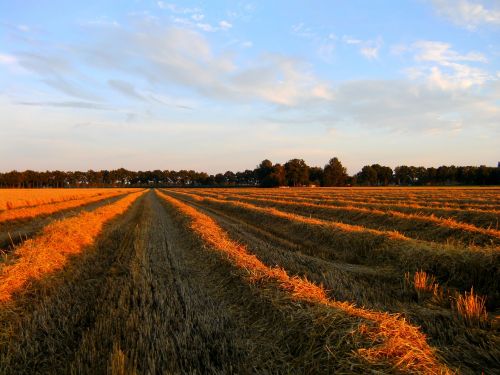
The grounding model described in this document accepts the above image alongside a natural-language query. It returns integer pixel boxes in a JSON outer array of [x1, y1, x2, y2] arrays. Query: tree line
[[0, 158, 498, 188]]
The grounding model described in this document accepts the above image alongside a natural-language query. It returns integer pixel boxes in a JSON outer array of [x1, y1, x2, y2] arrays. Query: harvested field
[[0, 189, 135, 225], [0, 188, 131, 211], [0, 187, 498, 374]]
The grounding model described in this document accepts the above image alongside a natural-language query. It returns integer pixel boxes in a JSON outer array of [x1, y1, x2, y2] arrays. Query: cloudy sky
[[1, 0, 499, 174]]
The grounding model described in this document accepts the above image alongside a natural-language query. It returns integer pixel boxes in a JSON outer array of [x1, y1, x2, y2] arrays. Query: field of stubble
[[0, 187, 498, 374]]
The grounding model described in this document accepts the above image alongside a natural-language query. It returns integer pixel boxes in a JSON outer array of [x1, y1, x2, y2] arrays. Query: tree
[[284, 159, 309, 187], [214, 173, 226, 185], [223, 171, 237, 185], [323, 157, 348, 186], [357, 165, 378, 186], [255, 159, 274, 187], [261, 164, 286, 187], [308, 166, 324, 186], [476, 165, 491, 185], [370, 164, 393, 185], [394, 165, 414, 185]]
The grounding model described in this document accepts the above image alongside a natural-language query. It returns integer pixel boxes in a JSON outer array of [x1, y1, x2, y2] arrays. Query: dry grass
[[166, 189, 500, 372], [214, 190, 500, 229], [208, 187, 500, 211], [405, 270, 445, 305], [0, 189, 135, 224], [0, 188, 130, 211], [454, 288, 488, 327], [207, 193, 500, 243], [0, 190, 145, 302], [1, 187, 497, 373], [201, 193, 500, 246], [167, 189, 500, 303], [156, 189, 453, 374], [413, 270, 438, 294]]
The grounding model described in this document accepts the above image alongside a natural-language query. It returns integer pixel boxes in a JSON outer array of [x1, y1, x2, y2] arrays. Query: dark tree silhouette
[[357, 166, 378, 186], [284, 159, 309, 187], [323, 157, 348, 186], [308, 166, 324, 186], [0, 159, 498, 188]]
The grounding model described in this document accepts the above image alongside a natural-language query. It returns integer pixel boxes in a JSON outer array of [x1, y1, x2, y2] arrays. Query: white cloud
[[241, 41, 253, 48], [68, 24, 331, 106], [413, 40, 487, 63], [291, 25, 337, 63], [219, 20, 232, 30], [172, 13, 232, 33], [426, 64, 489, 90], [196, 23, 217, 32], [407, 41, 491, 90], [291, 23, 315, 38], [342, 35, 362, 45], [325, 79, 500, 134], [231, 56, 334, 105], [342, 36, 383, 60], [157, 1, 200, 14], [430, 0, 500, 29], [360, 42, 382, 60]]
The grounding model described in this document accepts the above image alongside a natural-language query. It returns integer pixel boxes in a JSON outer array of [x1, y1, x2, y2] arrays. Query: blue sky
[[0, 0, 499, 174]]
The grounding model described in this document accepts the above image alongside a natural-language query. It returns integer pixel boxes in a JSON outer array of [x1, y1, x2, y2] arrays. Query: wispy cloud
[[108, 79, 146, 101], [157, 1, 200, 14], [41, 77, 101, 101], [360, 38, 383, 60], [174, 16, 233, 32], [405, 41, 491, 90], [291, 22, 316, 38], [219, 20, 232, 30], [430, 0, 500, 29], [342, 36, 383, 60], [291, 24, 337, 63], [342, 35, 362, 45], [413, 40, 487, 63], [6, 19, 327, 107], [157, 2, 230, 33], [16, 101, 109, 110]]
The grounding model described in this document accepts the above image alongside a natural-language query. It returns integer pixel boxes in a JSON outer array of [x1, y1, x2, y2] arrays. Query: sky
[[0, 0, 499, 174]]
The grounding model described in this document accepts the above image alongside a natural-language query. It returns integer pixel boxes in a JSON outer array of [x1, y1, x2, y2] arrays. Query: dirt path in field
[[1, 190, 334, 374], [0, 193, 129, 251], [167, 191, 500, 374]]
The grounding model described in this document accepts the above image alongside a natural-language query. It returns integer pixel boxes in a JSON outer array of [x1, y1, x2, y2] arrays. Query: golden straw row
[[0, 189, 136, 224], [193, 191, 500, 246], [212, 188, 500, 209], [197, 190, 500, 230], [215, 187, 500, 203], [156, 189, 452, 374], [213, 189, 500, 215], [0, 188, 129, 211], [167, 190, 499, 303], [0, 190, 145, 302]]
